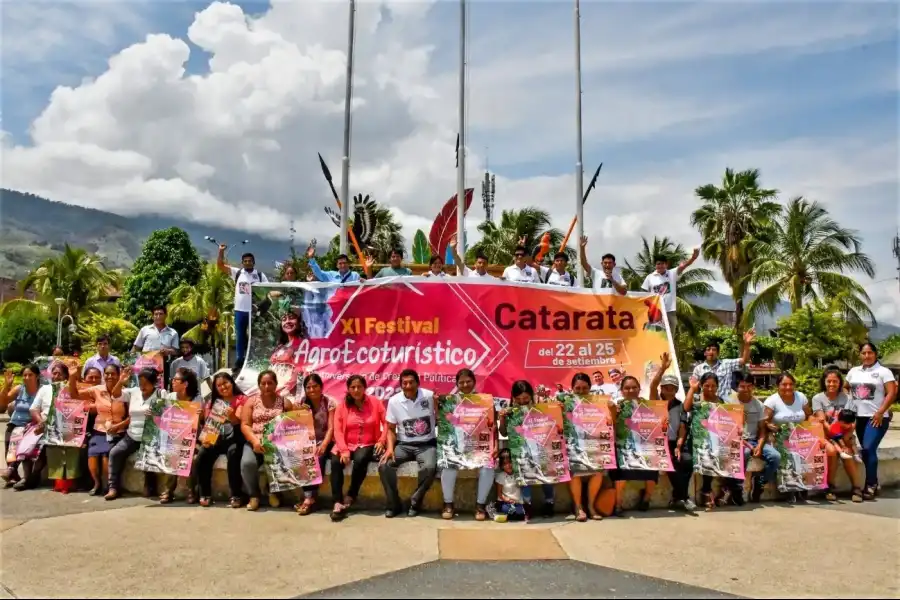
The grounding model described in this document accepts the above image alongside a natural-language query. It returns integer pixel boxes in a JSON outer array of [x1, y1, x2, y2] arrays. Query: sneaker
[[683, 499, 697, 512], [407, 503, 419, 518], [485, 503, 497, 521], [384, 509, 398, 518], [670, 499, 685, 512]]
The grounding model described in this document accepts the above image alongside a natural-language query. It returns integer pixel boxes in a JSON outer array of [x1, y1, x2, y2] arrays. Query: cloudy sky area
[[2, 0, 898, 322]]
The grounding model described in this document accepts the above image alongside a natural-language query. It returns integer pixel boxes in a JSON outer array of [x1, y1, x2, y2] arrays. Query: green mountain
[[0, 189, 298, 279]]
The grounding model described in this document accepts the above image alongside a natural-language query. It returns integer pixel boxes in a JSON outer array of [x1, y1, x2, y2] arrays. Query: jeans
[[302, 453, 330, 499], [742, 439, 780, 486], [440, 467, 495, 505], [378, 442, 437, 510], [234, 310, 250, 368], [521, 484, 556, 504], [195, 429, 245, 498], [330, 446, 376, 502], [666, 439, 692, 502], [856, 415, 891, 488], [108, 436, 141, 491], [240, 446, 265, 498]]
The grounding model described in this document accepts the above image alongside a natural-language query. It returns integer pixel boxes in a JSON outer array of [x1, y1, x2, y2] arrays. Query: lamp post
[[204, 236, 249, 256], [54, 298, 65, 348]]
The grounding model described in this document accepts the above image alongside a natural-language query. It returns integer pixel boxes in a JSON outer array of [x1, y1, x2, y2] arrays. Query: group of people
[[3, 338, 894, 523]]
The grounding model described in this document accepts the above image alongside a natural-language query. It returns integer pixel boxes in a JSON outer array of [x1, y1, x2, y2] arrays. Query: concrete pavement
[[1, 486, 897, 598]]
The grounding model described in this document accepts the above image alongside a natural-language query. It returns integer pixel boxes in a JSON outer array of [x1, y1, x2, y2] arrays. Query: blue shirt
[[10, 386, 36, 426], [308, 258, 360, 283], [82, 353, 121, 378]]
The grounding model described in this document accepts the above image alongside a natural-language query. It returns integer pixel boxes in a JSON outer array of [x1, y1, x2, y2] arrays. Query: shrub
[[0, 312, 56, 363], [78, 314, 139, 358]]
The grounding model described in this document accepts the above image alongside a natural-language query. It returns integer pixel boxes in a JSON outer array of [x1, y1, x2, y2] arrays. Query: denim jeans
[[521, 484, 555, 504], [234, 310, 250, 368], [742, 439, 780, 485], [856, 415, 891, 488], [440, 467, 495, 505], [108, 436, 141, 491]]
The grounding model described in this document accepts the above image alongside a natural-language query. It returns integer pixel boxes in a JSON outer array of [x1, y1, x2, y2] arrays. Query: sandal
[[268, 493, 281, 508], [575, 508, 588, 522], [104, 488, 120, 501], [474, 504, 487, 522], [862, 486, 876, 501], [186, 492, 197, 505], [441, 503, 454, 520], [247, 497, 260, 511], [330, 503, 346, 522], [851, 488, 864, 503], [703, 492, 715, 512], [297, 500, 315, 516], [229, 497, 243, 509], [89, 486, 103, 497], [824, 487, 837, 502], [159, 492, 172, 504], [716, 489, 733, 507], [199, 497, 211, 508]]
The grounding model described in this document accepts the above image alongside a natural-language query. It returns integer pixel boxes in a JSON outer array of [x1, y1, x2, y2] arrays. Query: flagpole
[[456, 0, 467, 274], [573, 0, 585, 287], [339, 0, 357, 256]]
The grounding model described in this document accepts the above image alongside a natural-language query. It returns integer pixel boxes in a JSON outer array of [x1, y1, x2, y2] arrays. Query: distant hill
[[0, 189, 297, 279]]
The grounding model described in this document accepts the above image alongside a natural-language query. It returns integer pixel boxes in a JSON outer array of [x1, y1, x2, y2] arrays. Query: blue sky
[[1, 0, 898, 322]]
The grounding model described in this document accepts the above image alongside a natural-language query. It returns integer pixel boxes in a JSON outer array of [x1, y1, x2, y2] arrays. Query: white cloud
[[1, 1, 897, 322]]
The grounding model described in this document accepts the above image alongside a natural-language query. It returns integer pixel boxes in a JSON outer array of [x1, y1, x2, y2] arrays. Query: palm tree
[[167, 262, 234, 355], [2, 244, 121, 320], [745, 196, 876, 327], [691, 168, 781, 338], [621, 236, 717, 336], [468, 207, 570, 265], [369, 206, 405, 263]]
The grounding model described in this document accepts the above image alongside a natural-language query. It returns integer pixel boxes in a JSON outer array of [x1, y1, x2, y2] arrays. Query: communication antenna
[[892, 230, 900, 293], [481, 148, 495, 223], [289, 219, 296, 250]]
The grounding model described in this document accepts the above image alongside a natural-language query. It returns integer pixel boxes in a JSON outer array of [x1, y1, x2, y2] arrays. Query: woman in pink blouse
[[329, 375, 386, 521]]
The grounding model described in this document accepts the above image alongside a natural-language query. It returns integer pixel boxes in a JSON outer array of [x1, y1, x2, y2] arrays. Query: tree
[[621, 236, 717, 336], [5, 244, 121, 321], [744, 197, 876, 327], [0, 311, 56, 363], [775, 301, 857, 368], [369, 205, 405, 264], [879, 333, 900, 361], [691, 168, 780, 339], [167, 262, 234, 346], [468, 208, 569, 265], [77, 313, 139, 358], [121, 228, 202, 324]]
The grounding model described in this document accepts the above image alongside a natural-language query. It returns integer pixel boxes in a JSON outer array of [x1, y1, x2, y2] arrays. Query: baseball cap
[[660, 374, 679, 387]]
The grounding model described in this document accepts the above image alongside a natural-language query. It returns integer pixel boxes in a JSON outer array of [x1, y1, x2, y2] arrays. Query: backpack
[[543, 268, 574, 286]]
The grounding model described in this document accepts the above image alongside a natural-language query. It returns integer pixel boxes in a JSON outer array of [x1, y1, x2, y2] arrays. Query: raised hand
[[580, 235, 588, 249], [365, 255, 376, 268], [659, 352, 672, 371], [743, 328, 756, 344], [3, 369, 13, 388], [517, 235, 526, 247], [306, 243, 316, 259], [449, 234, 457, 249], [218, 244, 228, 253]]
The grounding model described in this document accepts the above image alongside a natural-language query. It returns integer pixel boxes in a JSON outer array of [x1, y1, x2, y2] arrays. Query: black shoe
[[541, 502, 554, 518], [385, 505, 401, 518], [407, 503, 419, 518], [731, 489, 745, 507], [750, 479, 763, 503]]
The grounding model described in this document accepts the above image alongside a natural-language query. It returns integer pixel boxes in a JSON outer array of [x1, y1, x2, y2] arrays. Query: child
[[829, 409, 862, 462], [494, 449, 528, 523]]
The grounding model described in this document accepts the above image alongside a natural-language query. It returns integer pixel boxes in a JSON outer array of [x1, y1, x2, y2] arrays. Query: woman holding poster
[[194, 372, 248, 508], [295, 373, 336, 516], [561, 373, 616, 522], [0, 365, 42, 488], [156, 369, 204, 505], [611, 375, 671, 515], [438, 369, 497, 522], [682, 372, 731, 510], [764, 372, 815, 503]]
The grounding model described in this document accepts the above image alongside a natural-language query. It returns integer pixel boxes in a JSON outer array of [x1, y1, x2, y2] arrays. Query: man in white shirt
[[133, 305, 180, 387], [379, 369, 437, 518], [589, 370, 620, 396], [537, 252, 578, 287], [502, 246, 541, 283], [640, 249, 699, 332], [169, 338, 210, 397], [580, 236, 626, 295], [424, 255, 448, 278], [449, 235, 494, 279], [217, 245, 268, 370]]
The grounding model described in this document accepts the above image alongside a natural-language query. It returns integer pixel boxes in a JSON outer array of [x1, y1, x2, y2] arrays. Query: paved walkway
[[1, 486, 897, 598]]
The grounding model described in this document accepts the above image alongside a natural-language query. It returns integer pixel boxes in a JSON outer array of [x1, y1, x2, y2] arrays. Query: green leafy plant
[[0, 311, 56, 363], [77, 314, 139, 357]]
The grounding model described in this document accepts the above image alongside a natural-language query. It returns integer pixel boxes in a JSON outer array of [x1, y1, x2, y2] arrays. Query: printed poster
[[559, 393, 616, 474], [43, 384, 89, 448], [506, 403, 571, 485], [437, 393, 496, 470], [237, 280, 682, 403], [691, 402, 746, 480], [198, 399, 230, 446], [134, 396, 200, 477], [262, 409, 322, 492], [36, 356, 81, 384], [127, 352, 164, 389], [773, 421, 828, 492], [6, 426, 24, 463], [614, 399, 673, 472]]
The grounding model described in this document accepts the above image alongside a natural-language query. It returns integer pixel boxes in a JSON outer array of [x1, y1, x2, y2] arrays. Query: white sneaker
[[683, 499, 697, 511]]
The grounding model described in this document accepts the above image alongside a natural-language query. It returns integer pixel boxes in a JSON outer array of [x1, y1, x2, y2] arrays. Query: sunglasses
[[514, 253, 525, 258]]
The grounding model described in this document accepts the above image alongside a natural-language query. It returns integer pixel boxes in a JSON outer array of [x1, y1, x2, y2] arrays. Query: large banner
[[506, 403, 571, 485], [436, 393, 496, 470], [134, 397, 200, 477], [691, 402, 746, 480], [773, 421, 828, 492], [43, 384, 88, 448], [614, 399, 673, 472], [198, 399, 230, 446], [262, 409, 322, 492], [237, 280, 680, 401], [559, 393, 616, 474]]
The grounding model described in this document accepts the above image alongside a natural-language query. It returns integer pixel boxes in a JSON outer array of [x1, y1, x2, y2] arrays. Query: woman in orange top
[[68, 364, 129, 495]]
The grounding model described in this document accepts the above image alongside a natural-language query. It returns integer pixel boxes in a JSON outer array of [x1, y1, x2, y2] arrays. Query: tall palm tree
[[621, 236, 717, 336], [745, 196, 876, 327], [2, 244, 121, 320], [468, 207, 570, 265], [691, 168, 780, 338], [167, 262, 234, 348], [369, 206, 405, 263]]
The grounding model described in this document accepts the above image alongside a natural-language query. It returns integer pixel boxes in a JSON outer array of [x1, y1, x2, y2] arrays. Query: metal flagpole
[[339, 0, 357, 255], [574, 0, 585, 286], [456, 0, 467, 274]]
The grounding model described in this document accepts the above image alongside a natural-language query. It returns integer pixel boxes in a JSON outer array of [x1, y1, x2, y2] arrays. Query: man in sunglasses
[[501, 245, 540, 283]]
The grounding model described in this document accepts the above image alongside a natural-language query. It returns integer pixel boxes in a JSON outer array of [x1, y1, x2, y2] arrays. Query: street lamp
[[203, 236, 250, 255], [54, 298, 69, 349]]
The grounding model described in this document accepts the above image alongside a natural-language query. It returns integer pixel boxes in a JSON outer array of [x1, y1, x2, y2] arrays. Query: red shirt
[[334, 395, 385, 456]]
